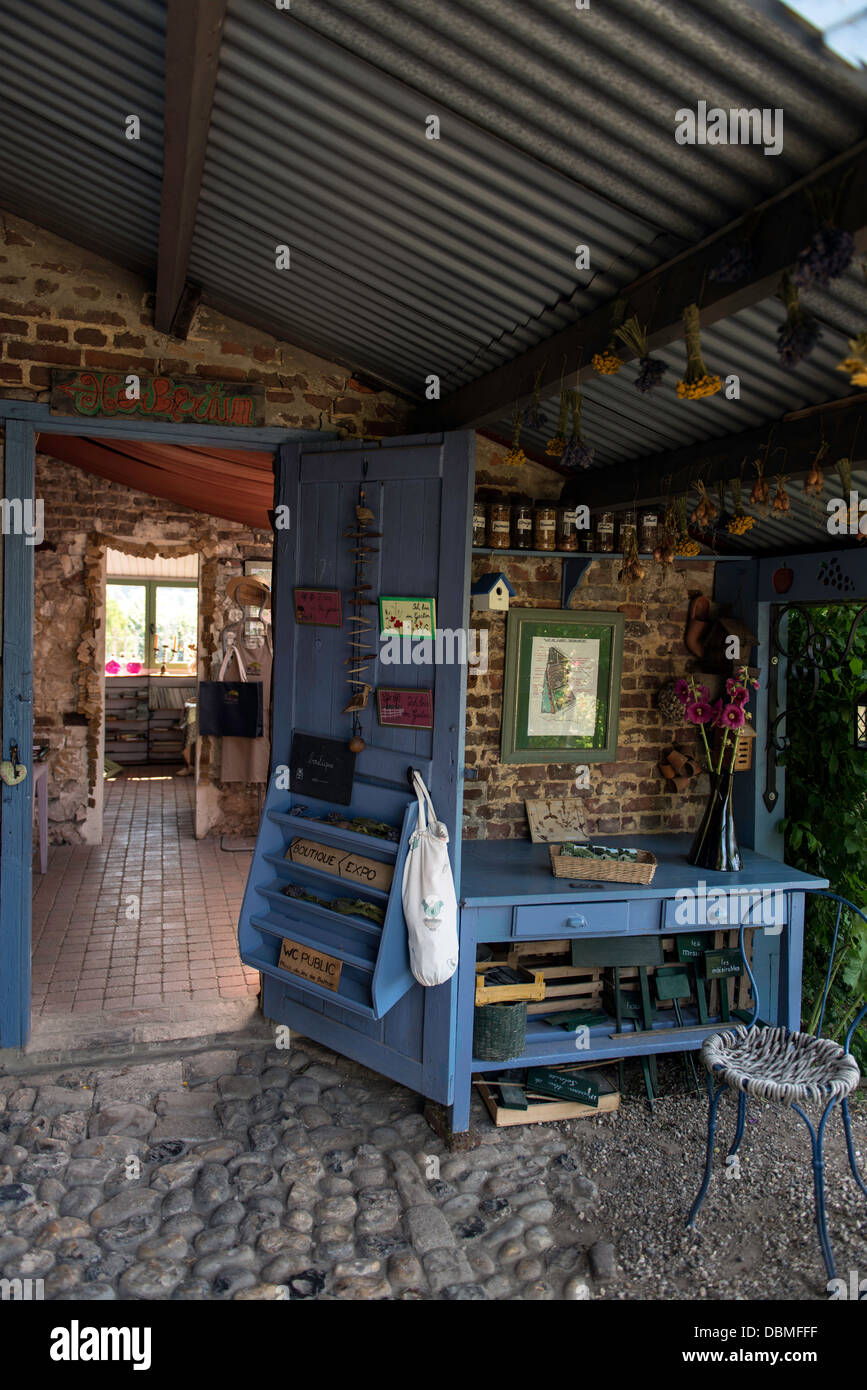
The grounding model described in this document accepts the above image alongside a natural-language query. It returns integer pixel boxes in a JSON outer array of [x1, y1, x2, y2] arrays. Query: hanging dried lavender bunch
[[776, 273, 822, 368], [709, 239, 754, 285], [793, 222, 854, 289], [523, 363, 547, 430], [614, 314, 668, 394], [559, 390, 594, 471]]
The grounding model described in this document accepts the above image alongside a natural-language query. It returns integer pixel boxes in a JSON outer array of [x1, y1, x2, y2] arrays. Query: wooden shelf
[[472, 547, 737, 561]]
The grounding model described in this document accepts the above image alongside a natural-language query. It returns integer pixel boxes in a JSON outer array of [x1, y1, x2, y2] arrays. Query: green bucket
[[473, 999, 527, 1062]]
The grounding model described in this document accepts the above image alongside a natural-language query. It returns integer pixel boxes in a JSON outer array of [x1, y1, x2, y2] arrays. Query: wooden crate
[[475, 1069, 620, 1127], [505, 941, 603, 1016], [474, 962, 545, 1006]]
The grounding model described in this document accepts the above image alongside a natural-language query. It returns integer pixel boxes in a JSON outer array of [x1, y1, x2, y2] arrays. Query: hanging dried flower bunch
[[618, 525, 645, 584], [726, 477, 756, 535], [772, 474, 790, 513], [749, 451, 771, 512], [690, 480, 718, 528], [504, 404, 527, 468], [614, 314, 668, 393], [559, 389, 595, 470], [708, 238, 754, 285], [523, 363, 547, 430], [676, 304, 722, 399], [654, 501, 677, 565], [674, 495, 701, 556], [835, 331, 867, 388], [545, 385, 570, 457], [591, 299, 626, 375], [776, 273, 822, 368], [804, 442, 827, 496], [793, 187, 855, 289], [836, 457, 860, 531]]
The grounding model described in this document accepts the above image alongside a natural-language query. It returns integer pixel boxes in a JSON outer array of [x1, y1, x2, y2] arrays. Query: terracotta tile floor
[[31, 769, 260, 1016]]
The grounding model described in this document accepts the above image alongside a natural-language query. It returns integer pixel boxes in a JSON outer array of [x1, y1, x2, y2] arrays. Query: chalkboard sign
[[704, 948, 743, 979], [676, 934, 705, 961], [294, 587, 342, 627], [525, 1067, 599, 1107], [377, 687, 434, 729], [289, 733, 356, 805]]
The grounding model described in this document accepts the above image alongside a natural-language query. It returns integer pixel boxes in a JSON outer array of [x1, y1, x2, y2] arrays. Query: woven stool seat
[[702, 1025, 861, 1104]]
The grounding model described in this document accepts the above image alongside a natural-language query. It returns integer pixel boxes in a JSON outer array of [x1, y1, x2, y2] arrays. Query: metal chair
[[687, 890, 867, 1284]]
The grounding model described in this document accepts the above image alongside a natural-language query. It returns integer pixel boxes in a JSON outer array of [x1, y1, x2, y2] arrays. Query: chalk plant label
[[50, 370, 265, 426]]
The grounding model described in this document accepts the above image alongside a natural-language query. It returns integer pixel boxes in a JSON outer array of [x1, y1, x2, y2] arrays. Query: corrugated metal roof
[[0, 0, 165, 272], [693, 465, 867, 555]]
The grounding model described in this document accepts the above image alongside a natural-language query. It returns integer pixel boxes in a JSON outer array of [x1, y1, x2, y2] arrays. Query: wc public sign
[[50, 370, 265, 427]]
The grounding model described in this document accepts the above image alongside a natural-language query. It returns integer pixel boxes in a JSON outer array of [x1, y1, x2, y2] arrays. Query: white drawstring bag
[[402, 771, 459, 987]]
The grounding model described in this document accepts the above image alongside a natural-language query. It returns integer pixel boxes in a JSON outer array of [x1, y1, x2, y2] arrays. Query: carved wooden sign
[[50, 370, 265, 426]]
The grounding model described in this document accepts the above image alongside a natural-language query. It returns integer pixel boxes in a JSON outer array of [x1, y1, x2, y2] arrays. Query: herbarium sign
[[50, 370, 265, 427]]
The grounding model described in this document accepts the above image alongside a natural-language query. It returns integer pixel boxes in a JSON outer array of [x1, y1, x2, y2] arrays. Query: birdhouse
[[471, 572, 515, 612], [713, 721, 756, 771]]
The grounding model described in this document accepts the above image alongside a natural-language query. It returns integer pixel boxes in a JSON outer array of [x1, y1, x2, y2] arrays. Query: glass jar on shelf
[[534, 504, 557, 551], [638, 508, 659, 554], [487, 501, 512, 549], [513, 498, 534, 550], [556, 505, 580, 551], [618, 511, 638, 552], [472, 502, 487, 548], [595, 511, 615, 553]]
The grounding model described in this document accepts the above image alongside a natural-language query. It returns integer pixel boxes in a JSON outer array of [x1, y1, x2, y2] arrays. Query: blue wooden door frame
[[0, 400, 329, 1050]]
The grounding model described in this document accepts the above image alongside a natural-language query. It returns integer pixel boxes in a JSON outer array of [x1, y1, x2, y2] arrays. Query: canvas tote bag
[[401, 770, 459, 987], [198, 643, 264, 738]]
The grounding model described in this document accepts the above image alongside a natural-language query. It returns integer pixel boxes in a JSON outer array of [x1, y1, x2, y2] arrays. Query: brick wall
[[0, 213, 409, 435], [464, 451, 716, 840]]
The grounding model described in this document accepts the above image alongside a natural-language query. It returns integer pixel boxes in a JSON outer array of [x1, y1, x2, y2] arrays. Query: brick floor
[[31, 768, 259, 1016]]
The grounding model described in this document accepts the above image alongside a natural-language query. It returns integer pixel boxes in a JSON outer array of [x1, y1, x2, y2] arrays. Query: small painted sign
[[676, 934, 706, 962], [294, 588, 342, 627], [704, 948, 744, 978], [50, 370, 265, 426], [289, 732, 355, 805], [287, 838, 394, 893], [376, 687, 434, 728], [278, 937, 343, 992], [525, 1067, 599, 1107], [379, 596, 436, 639]]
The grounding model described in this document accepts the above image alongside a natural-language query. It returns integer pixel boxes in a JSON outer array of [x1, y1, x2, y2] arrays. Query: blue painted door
[[0, 420, 35, 1048], [238, 433, 474, 1103]]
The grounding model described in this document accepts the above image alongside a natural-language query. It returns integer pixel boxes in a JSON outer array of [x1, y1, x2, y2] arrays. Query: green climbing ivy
[[778, 605, 867, 1069]]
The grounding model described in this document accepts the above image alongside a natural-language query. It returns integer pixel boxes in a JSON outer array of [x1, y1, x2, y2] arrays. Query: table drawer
[[661, 890, 788, 932], [512, 900, 660, 938]]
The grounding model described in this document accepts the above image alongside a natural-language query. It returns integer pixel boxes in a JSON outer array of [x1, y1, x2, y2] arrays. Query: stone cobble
[[0, 1042, 601, 1301]]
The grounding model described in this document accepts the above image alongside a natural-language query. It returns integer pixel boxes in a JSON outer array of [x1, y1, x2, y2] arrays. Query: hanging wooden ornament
[[341, 484, 380, 745]]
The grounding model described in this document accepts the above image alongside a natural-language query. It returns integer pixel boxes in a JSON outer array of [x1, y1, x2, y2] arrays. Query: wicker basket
[[473, 1000, 528, 1061], [549, 844, 657, 884]]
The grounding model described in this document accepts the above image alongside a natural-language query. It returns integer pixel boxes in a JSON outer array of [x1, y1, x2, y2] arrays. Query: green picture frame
[[500, 609, 624, 764]]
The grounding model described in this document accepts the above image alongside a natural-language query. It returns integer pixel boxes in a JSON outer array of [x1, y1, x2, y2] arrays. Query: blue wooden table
[[453, 835, 827, 1131]]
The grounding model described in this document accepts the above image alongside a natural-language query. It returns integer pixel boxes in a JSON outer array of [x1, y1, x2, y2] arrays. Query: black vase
[[688, 768, 742, 872]]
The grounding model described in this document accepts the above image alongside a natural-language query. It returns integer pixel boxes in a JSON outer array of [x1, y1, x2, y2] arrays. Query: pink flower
[[697, 684, 710, 703], [720, 703, 746, 729], [726, 676, 739, 695], [686, 699, 714, 725], [674, 678, 690, 703], [730, 687, 749, 707]]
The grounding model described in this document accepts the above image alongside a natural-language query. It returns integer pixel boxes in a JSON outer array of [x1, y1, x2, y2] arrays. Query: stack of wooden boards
[[475, 1063, 621, 1127]]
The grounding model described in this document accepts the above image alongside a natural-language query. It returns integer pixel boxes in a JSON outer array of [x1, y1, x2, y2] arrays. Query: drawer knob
[[567, 915, 588, 930]]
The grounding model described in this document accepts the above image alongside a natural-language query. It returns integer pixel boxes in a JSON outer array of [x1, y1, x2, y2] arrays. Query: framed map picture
[[500, 609, 624, 764]]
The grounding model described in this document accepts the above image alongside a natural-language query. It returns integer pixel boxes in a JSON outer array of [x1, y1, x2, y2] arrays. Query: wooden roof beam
[[153, 0, 228, 337], [430, 140, 867, 430]]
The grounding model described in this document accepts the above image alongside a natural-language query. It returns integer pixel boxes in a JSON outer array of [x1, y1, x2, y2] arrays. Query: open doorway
[[28, 432, 275, 1051]]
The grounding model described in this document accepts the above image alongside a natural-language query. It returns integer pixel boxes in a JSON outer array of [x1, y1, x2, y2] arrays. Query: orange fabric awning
[[37, 434, 275, 529]]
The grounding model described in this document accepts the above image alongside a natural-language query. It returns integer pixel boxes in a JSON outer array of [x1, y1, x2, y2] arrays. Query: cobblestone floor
[[0, 1038, 863, 1301]]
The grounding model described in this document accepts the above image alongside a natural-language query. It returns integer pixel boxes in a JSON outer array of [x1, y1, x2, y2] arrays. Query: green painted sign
[[654, 968, 692, 1001], [676, 934, 705, 961], [526, 1067, 599, 1107], [704, 948, 743, 978]]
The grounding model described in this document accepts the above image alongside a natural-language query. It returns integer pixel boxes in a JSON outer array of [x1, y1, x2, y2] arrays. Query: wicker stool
[[687, 891, 867, 1286]]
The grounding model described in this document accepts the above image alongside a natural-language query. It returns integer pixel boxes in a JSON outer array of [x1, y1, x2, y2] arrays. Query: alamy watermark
[[0, 1276, 44, 1300], [675, 101, 783, 157], [673, 882, 784, 933], [0, 497, 44, 546], [827, 491, 867, 536], [379, 624, 488, 674]]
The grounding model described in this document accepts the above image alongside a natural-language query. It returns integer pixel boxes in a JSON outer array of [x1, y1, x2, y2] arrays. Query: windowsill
[[106, 669, 197, 678]]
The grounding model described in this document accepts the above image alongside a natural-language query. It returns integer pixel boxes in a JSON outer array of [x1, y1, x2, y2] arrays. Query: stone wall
[[464, 446, 717, 840]]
